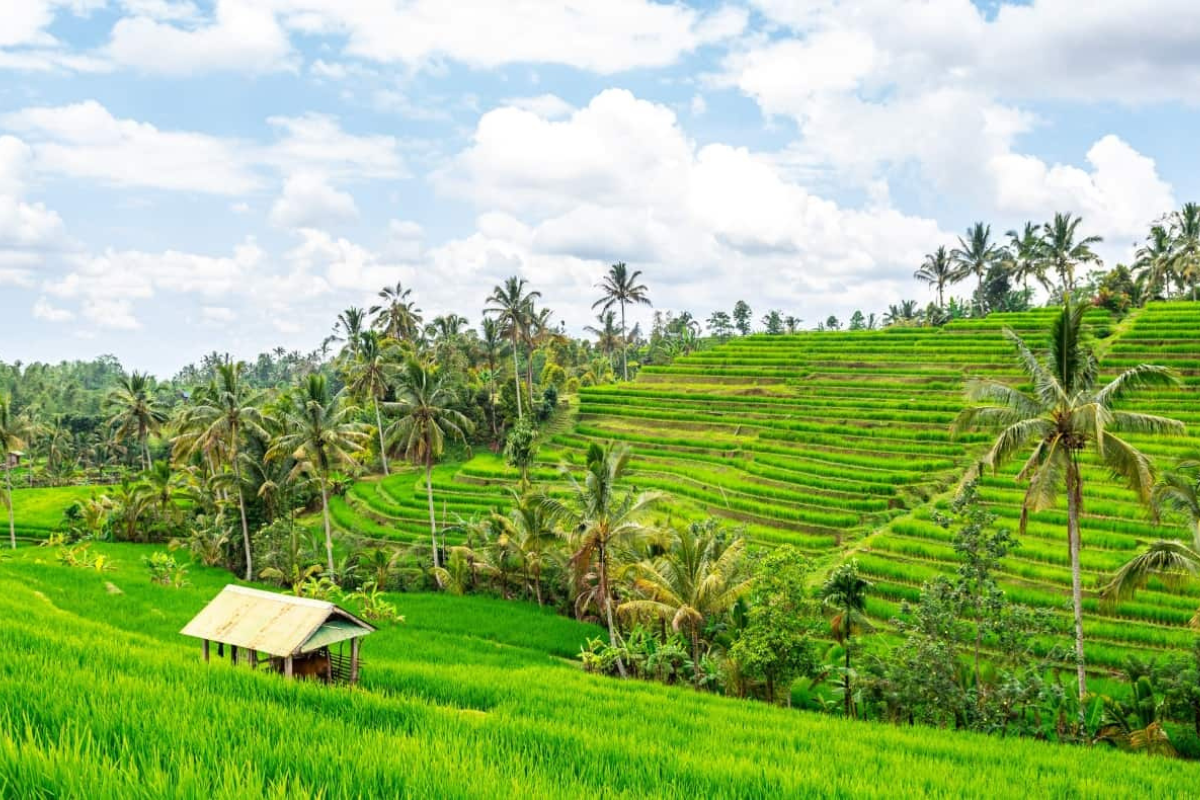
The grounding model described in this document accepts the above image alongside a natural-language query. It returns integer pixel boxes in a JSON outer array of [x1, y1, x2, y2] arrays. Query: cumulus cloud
[[270, 173, 358, 229], [32, 296, 74, 322], [0, 135, 66, 249]]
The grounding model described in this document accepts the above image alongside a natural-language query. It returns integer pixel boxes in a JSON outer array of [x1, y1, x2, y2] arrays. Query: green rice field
[[1, 544, 1195, 798]]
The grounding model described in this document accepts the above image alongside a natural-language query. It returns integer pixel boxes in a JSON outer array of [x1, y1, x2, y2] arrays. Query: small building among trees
[[181, 585, 374, 684]]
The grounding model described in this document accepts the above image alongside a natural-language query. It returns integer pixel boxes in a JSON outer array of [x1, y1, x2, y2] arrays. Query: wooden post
[[250, 649, 258, 670], [231, 644, 238, 665], [202, 640, 210, 663], [350, 638, 360, 685], [284, 656, 294, 678]]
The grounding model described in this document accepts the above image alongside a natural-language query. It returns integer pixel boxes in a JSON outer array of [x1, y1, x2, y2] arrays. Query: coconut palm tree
[[1150, 458, 1200, 549], [370, 282, 423, 342], [1005, 222, 1046, 296], [326, 306, 368, 363], [267, 374, 369, 575], [1041, 212, 1103, 297], [593, 263, 651, 381], [1134, 225, 1176, 300], [384, 359, 473, 570], [1102, 540, 1200, 630], [106, 372, 168, 472], [821, 561, 872, 718], [1167, 202, 1200, 300], [951, 223, 1002, 314], [914, 246, 955, 308], [585, 311, 623, 364], [953, 304, 1184, 714], [491, 489, 561, 606], [478, 317, 507, 439], [0, 395, 29, 549], [619, 522, 753, 686], [485, 276, 540, 420], [537, 443, 664, 678], [345, 330, 398, 476], [173, 362, 267, 580]]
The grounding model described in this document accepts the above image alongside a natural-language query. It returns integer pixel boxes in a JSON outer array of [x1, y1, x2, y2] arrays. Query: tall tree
[[585, 311, 623, 363], [385, 359, 474, 570], [1134, 225, 1176, 300], [914, 245, 955, 308], [1167, 202, 1200, 300], [327, 306, 368, 362], [370, 282, 423, 342], [478, 317, 507, 439], [0, 395, 29, 549], [953, 304, 1184, 715], [106, 372, 168, 472], [593, 263, 650, 381], [951, 222, 1002, 314], [538, 443, 664, 678], [485, 276, 540, 420], [821, 561, 873, 718], [1004, 222, 1046, 296], [173, 362, 266, 580], [732, 301, 753, 336], [345, 330, 397, 476], [1041, 212, 1102, 297], [268, 375, 369, 575]]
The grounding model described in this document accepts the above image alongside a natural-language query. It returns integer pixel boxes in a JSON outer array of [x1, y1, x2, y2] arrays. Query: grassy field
[[1, 544, 1197, 797], [319, 303, 1200, 670]]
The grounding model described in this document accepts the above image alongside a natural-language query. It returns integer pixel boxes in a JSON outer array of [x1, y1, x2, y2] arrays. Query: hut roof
[[180, 585, 374, 658]]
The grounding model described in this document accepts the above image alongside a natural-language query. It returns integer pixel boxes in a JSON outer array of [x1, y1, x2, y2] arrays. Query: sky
[[1, 0, 1198, 376]]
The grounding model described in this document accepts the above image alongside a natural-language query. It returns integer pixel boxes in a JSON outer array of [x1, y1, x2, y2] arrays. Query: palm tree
[[106, 372, 168, 471], [491, 490, 560, 605], [327, 306, 368, 362], [370, 282, 423, 342], [1134, 225, 1176, 300], [914, 246, 955, 308], [1, 395, 29, 549], [953, 304, 1184, 713], [385, 359, 473, 570], [593, 263, 651, 381], [537, 443, 664, 678], [267, 374, 369, 575], [951, 223, 1002, 314], [174, 362, 267, 580], [585, 310, 623, 363], [478, 317, 507, 439], [485, 276, 540, 420], [1151, 458, 1200, 549], [1167, 202, 1200, 300], [821, 561, 872, 718], [1041, 212, 1102, 297], [345, 331, 398, 476], [619, 523, 752, 686], [1102, 540, 1200, 630], [1005, 222, 1046, 296]]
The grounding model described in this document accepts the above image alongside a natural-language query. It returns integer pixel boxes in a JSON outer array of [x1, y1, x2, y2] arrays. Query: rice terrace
[[4, 2, 1200, 798]]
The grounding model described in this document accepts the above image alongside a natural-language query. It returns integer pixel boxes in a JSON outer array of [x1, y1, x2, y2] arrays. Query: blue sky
[[1, 0, 1196, 376]]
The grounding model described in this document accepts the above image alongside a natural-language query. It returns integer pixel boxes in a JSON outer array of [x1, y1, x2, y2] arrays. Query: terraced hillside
[[331, 303, 1200, 667]]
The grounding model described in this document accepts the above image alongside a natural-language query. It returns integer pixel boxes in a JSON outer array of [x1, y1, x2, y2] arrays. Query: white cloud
[[82, 296, 140, 330], [280, 0, 747, 73], [499, 94, 575, 120], [32, 296, 74, 322], [383, 219, 424, 261], [264, 113, 408, 181], [285, 227, 410, 294], [106, 0, 294, 75], [2, 101, 260, 194], [270, 173, 358, 229], [200, 305, 235, 324], [0, 135, 66, 248]]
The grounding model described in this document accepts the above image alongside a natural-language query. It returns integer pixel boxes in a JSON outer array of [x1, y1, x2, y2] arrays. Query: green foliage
[[143, 551, 190, 587]]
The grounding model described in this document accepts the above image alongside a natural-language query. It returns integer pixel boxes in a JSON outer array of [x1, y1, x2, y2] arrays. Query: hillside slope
[[1, 545, 1195, 798], [332, 303, 1200, 667]]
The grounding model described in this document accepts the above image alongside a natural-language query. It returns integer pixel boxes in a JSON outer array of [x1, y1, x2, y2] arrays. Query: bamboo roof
[[180, 585, 374, 658]]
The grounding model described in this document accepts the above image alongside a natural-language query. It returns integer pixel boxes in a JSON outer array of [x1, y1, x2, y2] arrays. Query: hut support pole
[[202, 640, 210, 663], [350, 638, 360, 685], [284, 656, 293, 678], [231, 644, 238, 666], [250, 649, 258, 670]]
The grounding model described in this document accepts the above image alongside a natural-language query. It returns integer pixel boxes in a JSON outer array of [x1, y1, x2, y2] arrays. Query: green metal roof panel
[[299, 618, 371, 653]]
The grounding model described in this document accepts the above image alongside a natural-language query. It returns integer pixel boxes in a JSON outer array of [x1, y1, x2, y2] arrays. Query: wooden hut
[[180, 585, 374, 684]]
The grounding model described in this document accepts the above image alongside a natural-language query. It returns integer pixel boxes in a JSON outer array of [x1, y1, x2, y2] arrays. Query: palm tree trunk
[[141, 433, 151, 472], [373, 397, 389, 476], [5, 464, 14, 549], [234, 456, 252, 582], [691, 627, 701, 689], [319, 476, 335, 576], [511, 336, 523, 419], [620, 301, 629, 381], [426, 461, 439, 570], [599, 541, 627, 678], [844, 635, 853, 718], [1066, 456, 1088, 721], [489, 373, 498, 439]]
